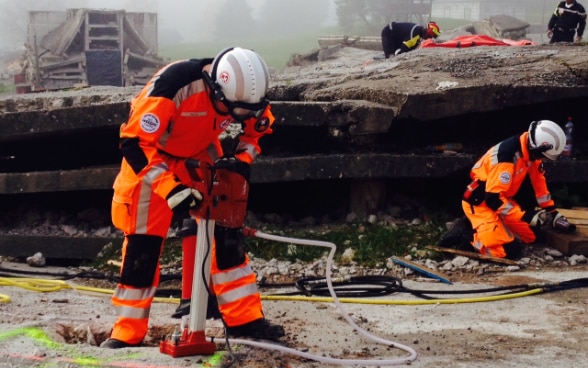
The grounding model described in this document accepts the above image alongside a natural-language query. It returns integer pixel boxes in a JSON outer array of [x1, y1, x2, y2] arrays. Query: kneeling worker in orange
[[101, 47, 284, 348], [461, 120, 573, 260]]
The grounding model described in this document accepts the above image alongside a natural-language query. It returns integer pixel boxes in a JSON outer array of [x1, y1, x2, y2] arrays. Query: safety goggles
[[222, 98, 269, 121], [203, 70, 268, 120]]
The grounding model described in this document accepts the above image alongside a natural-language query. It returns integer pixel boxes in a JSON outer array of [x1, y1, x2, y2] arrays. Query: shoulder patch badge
[[499, 171, 511, 184], [140, 113, 160, 133], [255, 117, 270, 132]]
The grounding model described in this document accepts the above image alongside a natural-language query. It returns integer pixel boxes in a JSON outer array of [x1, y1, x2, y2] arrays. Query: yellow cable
[[0, 277, 68, 292], [1, 276, 543, 305], [0, 277, 178, 304], [261, 288, 543, 304]]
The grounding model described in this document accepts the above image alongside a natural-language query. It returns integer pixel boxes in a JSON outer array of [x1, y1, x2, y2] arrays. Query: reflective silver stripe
[[473, 238, 483, 251], [216, 283, 259, 305], [136, 164, 168, 234], [500, 200, 514, 216], [498, 214, 514, 238], [489, 144, 500, 165], [115, 305, 151, 319], [173, 80, 206, 108], [211, 264, 254, 285], [536, 194, 551, 205], [410, 24, 419, 38], [207, 143, 220, 162], [159, 122, 172, 146], [236, 141, 257, 160], [136, 181, 151, 234], [388, 22, 394, 30], [144, 163, 169, 183], [113, 286, 157, 301]]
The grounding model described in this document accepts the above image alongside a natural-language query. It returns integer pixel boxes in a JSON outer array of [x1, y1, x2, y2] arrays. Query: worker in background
[[101, 47, 285, 349], [547, 0, 586, 43], [461, 120, 575, 260], [374, 21, 440, 60]]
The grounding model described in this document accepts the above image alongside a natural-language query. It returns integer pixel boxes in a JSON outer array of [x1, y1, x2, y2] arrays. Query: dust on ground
[[1, 259, 588, 368]]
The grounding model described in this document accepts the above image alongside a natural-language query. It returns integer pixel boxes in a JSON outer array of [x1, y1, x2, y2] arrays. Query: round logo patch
[[499, 171, 511, 184], [255, 117, 270, 132], [140, 113, 160, 133]]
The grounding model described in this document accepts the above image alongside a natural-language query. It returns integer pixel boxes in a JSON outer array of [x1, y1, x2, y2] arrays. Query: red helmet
[[427, 21, 441, 38]]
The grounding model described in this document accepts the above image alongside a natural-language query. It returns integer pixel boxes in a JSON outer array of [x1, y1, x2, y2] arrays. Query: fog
[[0, 0, 337, 51], [0, 0, 566, 59]]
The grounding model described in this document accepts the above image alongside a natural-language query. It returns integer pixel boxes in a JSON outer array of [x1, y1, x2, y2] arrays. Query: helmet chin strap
[[528, 143, 553, 161], [203, 70, 232, 117]]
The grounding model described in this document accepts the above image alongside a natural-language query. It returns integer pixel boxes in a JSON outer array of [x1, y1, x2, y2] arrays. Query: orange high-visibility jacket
[[461, 132, 555, 258], [114, 59, 274, 207]]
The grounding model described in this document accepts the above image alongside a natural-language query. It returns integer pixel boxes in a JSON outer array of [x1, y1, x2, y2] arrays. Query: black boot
[[226, 318, 285, 341], [100, 338, 141, 349], [171, 294, 222, 319], [503, 240, 524, 260], [438, 217, 474, 250]]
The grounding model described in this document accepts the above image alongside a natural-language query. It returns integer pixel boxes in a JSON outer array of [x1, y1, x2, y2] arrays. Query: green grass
[[157, 17, 486, 70], [88, 222, 447, 271], [0, 82, 14, 94]]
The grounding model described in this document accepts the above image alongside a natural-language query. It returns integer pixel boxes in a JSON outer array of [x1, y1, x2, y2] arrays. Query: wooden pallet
[[543, 208, 588, 256]]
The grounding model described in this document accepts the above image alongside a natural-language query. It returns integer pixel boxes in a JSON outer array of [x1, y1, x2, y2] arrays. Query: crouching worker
[[461, 120, 575, 260], [375, 21, 440, 59], [101, 47, 285, 348]]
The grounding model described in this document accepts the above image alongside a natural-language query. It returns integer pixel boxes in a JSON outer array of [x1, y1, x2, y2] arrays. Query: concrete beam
[[0, 154, 582, 194]]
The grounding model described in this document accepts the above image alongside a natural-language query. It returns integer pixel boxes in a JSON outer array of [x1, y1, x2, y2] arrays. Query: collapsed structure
[[22, 8, 166, 91]]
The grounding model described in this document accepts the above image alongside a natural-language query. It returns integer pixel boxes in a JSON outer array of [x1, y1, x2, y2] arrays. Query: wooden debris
[[426, 245, 519, 266], [542, 208, 588, 256]]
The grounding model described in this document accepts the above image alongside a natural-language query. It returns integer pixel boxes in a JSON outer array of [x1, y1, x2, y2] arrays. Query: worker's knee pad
[[215, 226, 246, 270], [502, 239, 523, 260], [120, 234, 163, 288]]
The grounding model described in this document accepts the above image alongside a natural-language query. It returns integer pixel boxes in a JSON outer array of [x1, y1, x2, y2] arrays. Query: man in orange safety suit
[[461, 120, 573, 259], [101, 47, 285, 348]]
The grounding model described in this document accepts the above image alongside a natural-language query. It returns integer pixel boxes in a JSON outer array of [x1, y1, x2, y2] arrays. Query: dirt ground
[[1, 259, 588, 368]]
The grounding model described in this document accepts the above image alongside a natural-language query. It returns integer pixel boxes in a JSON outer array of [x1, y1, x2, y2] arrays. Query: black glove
[[532, 209, 552, 226], [214, 156, 250, 182], [166, 184, 203, 215], [524, 209, 552, 227]]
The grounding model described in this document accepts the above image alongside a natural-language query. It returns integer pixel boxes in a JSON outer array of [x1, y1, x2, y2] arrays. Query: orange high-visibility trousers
[[462, 200, 536, 258]]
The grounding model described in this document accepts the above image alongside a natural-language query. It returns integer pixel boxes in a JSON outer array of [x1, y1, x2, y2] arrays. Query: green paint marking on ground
[[206, 351, 225, 366], [0, 327, 226, 367], [0, 327, 60, 350]]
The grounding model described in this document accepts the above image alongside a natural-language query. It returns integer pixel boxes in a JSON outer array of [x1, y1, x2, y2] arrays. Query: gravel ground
[[2, 250, 588, 368]]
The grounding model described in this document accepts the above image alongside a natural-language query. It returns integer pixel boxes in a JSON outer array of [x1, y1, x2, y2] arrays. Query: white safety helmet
[[206, 47, 270, 119], [528, 120, 566, 160]]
